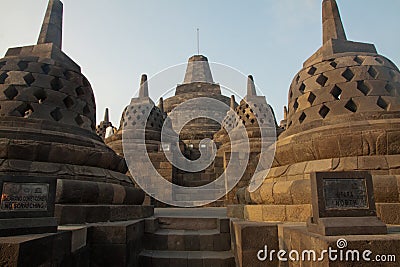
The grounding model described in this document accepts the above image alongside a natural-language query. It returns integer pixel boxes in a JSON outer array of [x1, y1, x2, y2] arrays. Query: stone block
[[286, 204, 312, 222], [358, 156, 388, 170], [387, 155, 400, 169], [291, 179, 312, 204], [199, 233, 214, 251], [281, 224, 400, 267], [227, 204, 244, 219], [231, 220, 279, 267], [244, 205, 263, 221], [372, 175, 399, 203], [332, 157, 358, 171], [144, 217, 159, 233], [58, 225, 87, 253], [0, 231, 72, 267], [304, 159, 332, 174], [273, 181, 293, 205], [387, 132, 400, 155], [213, 233, 231, 251], [218, 218, 230, 233], [376, 203, 400, 225], [262, 205, 286, 222], [287, 162, 307, 176], [259, 180, 275, 204], [338, 132, 363, 157]]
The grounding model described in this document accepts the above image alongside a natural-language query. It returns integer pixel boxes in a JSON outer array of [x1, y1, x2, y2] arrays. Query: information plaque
[[323, 178, 368, 210], [1, 183, 49, 211]]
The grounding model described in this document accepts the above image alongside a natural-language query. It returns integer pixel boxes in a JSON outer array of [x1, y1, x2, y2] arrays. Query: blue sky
[[0, 0, 399, 125]]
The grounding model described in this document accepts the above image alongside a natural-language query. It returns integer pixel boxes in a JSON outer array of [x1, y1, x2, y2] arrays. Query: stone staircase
[[139, 208, 235, 266]]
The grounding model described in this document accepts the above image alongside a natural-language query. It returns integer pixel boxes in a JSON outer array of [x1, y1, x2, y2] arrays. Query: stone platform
[[280, 224, 400, 267]]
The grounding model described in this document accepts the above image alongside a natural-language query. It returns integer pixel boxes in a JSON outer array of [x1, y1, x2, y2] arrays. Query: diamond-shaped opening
[[50, 108, 63, 121], [319, 105, 330, 119], [357, 81, 370, 96], [344, 99, 357, 113], [308, 66, 317, 75], [342, 68, 355, 81], [299, 112, 306, 124], [330, 85, 342, 100], [377, 96, 388, 110], [353, 56, 364, 65], [375, 57, 384, 64], [15, 103, 34, 118], [368, 66, 378, 78], [4, 85, 18, 100], [41, 64, 51, 74], [299, 83, 306, 94], [0, 72, 9, 84], [76, 87, 85, 96], [83, 105, 90, 115], [293, 99, 299, 111], [289, 90, 293, 99], [75, 115, 84, 126], [385, 83, 394, 94], [330, 61, 338, 68], [23, 73, 35, 86], [51, 78, 63, 91], [33, 88, 47, 103], [63, 96, 74, 109], [295, 75, 300, 84], [316, 74, 328, 87], [308, 92, 316, 105], [17, 61, 28, 71], [250, 119, 255, 124]]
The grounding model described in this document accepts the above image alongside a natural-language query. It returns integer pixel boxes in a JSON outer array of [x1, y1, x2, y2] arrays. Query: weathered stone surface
[[231, 220, 279, 267]]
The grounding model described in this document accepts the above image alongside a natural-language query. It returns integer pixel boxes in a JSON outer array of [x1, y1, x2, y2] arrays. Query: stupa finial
[[104, 108, 109, 122], [139, 74, 149, 98], [230, 95, 236, 110], [37, 0, 63, 49], [247, 75, 257, 96], [322, 0, 347, 44]]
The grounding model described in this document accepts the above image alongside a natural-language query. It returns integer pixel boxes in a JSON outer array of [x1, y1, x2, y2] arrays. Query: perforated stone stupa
[[241, 0, 400, 225], [0, 0, 146, 225]]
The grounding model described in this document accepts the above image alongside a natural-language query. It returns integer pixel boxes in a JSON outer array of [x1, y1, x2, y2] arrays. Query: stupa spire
[[322, 0, 347, 44], [139, 74, 149, 98], [247, 75, 257, 96], [103, 108, 109, 122], [230, 95, 236, 110], [37, 0, 63, 49], [183, 55, 214, 84], [158, 97, 164, 113]]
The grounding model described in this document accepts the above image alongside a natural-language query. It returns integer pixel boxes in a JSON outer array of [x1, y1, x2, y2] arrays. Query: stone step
[[158, 217, 218, 230], [144, 229, 231, 251], [173, 190, 227, 201], [157, 216, 230, 231], [139, 250, 235, 267]]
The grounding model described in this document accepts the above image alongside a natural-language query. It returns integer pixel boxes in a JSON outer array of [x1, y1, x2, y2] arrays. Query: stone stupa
[[242, 0, 400, 224], [0, 0, 146, 232]]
